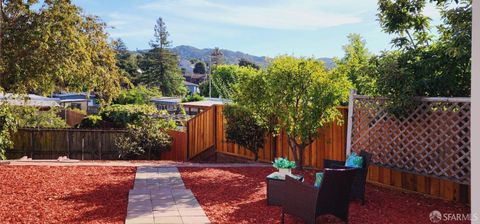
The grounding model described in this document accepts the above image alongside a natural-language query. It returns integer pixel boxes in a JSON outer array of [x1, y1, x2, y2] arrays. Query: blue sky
[[73, 0, 441, 58]]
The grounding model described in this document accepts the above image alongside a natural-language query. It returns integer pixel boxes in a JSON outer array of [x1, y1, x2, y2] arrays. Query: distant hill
[[168, 45, 335, 69]]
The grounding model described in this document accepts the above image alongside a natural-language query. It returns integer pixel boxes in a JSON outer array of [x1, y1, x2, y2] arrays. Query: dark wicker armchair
[[281, 168, 358, 224], [324, 150, 372, 205]]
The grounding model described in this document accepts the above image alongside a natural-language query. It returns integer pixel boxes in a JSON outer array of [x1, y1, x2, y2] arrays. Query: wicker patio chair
[[324, 150, 372, 205], [280, 168, 358, 224]]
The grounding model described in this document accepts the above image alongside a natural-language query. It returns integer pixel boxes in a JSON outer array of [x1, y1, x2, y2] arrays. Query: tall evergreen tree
[[193, 61, 206, 74], [140, 17, 185, 96]]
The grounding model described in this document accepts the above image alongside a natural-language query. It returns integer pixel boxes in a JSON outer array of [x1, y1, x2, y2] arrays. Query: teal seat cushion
[[314, 172, 324, 188], [345, 152, 363, 168]]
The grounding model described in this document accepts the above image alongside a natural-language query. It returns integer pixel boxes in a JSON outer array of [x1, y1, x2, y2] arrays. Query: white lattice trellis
[[348, 94, 470, 184]]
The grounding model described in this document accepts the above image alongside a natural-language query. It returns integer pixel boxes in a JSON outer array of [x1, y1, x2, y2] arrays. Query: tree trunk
[[254, 146, 259, 161], [298, 144, 306, 170], [288, 137, 300, 169]]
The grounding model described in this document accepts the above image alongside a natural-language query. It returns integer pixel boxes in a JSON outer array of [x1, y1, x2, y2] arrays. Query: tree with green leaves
[[238, 58, 260, 70], [210, 65, 258, 99], [376, 0, 471, 116], [331, 34, 378, 95], [266, 56, 351, 169], [140, 17, 186, 96], [0, 0, 123, 105], [113, 85, 162, 105], [193, 61, 207, 74], [223, 104, 266, 161], [113, 38, 142, 85]]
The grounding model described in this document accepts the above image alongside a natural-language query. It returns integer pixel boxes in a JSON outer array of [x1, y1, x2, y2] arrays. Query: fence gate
[[347, 93, 470, 184]]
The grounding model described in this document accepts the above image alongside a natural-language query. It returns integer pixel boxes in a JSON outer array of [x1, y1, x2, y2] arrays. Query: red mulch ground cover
[[179, 167, 470, 224], [0, 165, 135, 224]]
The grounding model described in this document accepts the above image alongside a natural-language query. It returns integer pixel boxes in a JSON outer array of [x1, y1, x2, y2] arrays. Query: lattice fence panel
[[350, 95, 470, 184]]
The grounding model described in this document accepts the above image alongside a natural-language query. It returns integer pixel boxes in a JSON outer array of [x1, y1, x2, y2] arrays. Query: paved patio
[[126, 167, 210, 224]]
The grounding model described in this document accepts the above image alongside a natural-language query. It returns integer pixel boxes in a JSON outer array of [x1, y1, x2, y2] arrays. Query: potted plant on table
[[272, 157, 296, 176]]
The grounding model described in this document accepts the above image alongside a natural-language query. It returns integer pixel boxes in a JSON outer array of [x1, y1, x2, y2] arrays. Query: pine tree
[[140, 17, 186, 96]]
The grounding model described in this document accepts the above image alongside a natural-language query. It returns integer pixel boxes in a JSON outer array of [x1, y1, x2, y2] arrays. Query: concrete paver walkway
[[126, 167, 210, 224]]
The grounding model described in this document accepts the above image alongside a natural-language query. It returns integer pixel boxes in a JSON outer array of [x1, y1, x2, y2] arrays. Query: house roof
[[181, 97, 231, 108], [151, 97, 182, 105], [0, 93, 60, 107], [184, 81, 199, 87]]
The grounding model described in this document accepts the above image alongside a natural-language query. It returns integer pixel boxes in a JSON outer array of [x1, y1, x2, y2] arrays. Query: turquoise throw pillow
[[345, 152, 363, 168], [314, 172, 324, 188]]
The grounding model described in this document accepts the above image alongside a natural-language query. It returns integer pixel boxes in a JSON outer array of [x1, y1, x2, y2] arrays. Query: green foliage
[[77, 115, 103, 129], [238, 58, 260, 70], [0, 104, 16, 160], [100, 104, 159, 128], [181, 93, 204, 103], [139, 17, 186, 96], [332, 34, 378, 96], [376, 0, 471, 116], [210, 65, 259, 99], [272, 157, 296, 169], [114, 85, 162, 105], [193, 61, 207, 74], [223, 104, 266, 161], [257, 56, 350, 169], [115, 117, 175, 159], [11, 106, 68, 128], [113, 38, 142, 85], [199, 80, 219, 97], [0, 0, 124, 105]]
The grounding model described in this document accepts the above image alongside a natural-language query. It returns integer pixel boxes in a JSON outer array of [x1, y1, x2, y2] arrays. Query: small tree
[[238, 58, 260, 70], [267, 56, 351, 169], [193, 61, 207, 74], [223, 104, 266, 161]]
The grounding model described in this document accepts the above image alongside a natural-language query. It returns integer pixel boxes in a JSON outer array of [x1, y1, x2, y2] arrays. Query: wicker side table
[[266, 172, 304, 206]]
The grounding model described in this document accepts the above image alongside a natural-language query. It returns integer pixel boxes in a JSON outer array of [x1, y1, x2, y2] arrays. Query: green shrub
[[77, 115, 103, 128], [115, 117, 176, 159], [0, 104, 16, 160], [11, 106, 68, 128], [100, 104, 158, 127], [181, 93, 204, 103], [113, 85, 162, 105]]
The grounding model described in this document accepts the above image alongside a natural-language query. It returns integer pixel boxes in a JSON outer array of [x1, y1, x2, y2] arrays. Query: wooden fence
[[215, 105, 348, 165], [187, 107, 215, 159], [214, 104, 469, 202], [9, 128, 187, 161]]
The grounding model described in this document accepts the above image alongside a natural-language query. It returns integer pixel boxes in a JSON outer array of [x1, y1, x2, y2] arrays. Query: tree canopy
[[375, 0, 471, 115], [193, 61, 207, 74], [0, 0, 123, 105]]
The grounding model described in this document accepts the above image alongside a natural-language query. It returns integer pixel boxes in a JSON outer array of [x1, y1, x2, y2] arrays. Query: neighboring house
[[151, 97, 182, 113], [52, 92, 98, 113], [183, 73, 207, 84], [0, 93, 60, 108], [151, 97, 230, 115], [184, 81, 199, 95]]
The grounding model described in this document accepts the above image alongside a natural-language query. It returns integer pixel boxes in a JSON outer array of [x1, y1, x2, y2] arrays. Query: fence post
[[346, 89, 356, 156], [81, 137, 84, 160], [30, 130, 35, 159], [186, 120, 190, 160], [66, 130, 70, 158]]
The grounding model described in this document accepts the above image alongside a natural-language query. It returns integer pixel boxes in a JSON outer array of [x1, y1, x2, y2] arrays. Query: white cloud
[[139, 0, 364, 30]]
